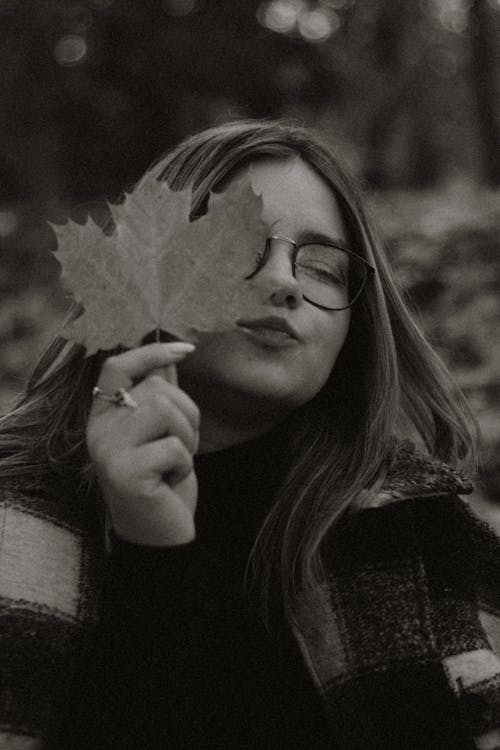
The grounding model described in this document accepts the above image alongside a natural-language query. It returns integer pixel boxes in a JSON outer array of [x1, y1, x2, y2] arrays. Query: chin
[[222, 370, 319, 410], [178, 344, 328, 412]]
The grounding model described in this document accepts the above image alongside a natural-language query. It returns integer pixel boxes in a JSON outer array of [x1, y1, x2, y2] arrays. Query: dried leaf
[[52, 175, 268, 354]]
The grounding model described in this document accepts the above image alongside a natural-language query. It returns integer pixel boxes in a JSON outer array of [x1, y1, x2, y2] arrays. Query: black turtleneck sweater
[[61, 432, 332, 749]]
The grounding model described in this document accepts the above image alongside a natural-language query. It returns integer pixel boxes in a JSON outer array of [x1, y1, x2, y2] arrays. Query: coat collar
[[372, 439, 474, 507], [291, 443, 496, 747]]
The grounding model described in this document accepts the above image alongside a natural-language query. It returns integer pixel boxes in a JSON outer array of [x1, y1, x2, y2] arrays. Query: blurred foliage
[[369, 183, 500, 423], [369, 183, 500, 501], [0, 0, 499, 500]]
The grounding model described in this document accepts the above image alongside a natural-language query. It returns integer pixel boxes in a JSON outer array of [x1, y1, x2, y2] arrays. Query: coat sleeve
[[462, 497, 500, 659], [0, 484, 103, 749], [440, 495, 500, 748], [52, 531, 233, 750]]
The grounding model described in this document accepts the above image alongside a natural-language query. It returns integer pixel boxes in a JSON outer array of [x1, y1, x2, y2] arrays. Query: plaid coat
[[0, 441, 499, 749]]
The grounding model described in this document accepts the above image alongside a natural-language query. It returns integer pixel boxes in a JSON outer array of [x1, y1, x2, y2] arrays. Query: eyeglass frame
[[244, 234, 376, 311]]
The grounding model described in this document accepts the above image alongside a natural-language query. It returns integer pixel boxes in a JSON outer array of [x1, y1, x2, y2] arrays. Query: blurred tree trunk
[[405, 58, 441, 187], [363, 0, 402, 186], [364, 0, 439, 187], [470, 0, 500, 185]]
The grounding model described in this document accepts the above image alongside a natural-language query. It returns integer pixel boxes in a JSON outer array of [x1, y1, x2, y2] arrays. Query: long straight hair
[[0, 120, 477, 630]]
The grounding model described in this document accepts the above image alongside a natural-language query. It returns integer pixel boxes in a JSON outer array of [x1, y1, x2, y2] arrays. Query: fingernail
[[165, 341, 196, 353]]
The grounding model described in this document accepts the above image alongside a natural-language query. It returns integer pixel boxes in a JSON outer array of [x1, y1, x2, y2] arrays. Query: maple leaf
[[52, 175, 268, 354]]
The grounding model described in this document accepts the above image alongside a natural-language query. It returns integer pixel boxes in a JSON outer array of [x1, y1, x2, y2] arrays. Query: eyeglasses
[[245, 234, 375, 311]]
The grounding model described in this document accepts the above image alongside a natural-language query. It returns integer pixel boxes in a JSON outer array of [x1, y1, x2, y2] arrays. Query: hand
[[87, 342, 200, 546]]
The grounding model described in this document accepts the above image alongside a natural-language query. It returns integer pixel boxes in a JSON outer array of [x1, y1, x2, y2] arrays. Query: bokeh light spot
[[298, 9, 337, 42], [53, 35, 88, 66], [0, 210, 18, 237], [258, 0, 304, 34], [425, 0, 472, 33]]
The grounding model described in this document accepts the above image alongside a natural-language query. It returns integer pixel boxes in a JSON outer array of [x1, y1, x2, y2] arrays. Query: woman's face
[[177, 156, 351, 419]]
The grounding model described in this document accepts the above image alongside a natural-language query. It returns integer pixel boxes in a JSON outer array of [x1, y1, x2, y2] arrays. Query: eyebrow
[[295, 230, 353, 251]]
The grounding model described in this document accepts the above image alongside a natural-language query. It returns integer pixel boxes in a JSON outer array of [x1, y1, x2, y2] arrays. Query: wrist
[[110, 516, 196, 547]]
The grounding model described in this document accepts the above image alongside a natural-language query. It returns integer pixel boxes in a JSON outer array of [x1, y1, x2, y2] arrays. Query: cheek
[[176, 335, 224, 375], [176, 331, 251, 383], [315, 312, 350, 371]]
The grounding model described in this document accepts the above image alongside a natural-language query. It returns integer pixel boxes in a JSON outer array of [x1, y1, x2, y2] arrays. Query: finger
[[97, 342, 194, 393], [138, 435, 194, 486], [163, 364, 178, 387], [126, 394, 198, 453], [132, 375, 200, 432]]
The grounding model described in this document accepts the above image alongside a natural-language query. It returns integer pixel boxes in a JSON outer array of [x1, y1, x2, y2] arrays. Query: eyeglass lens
[[294, 243, 368, 310]]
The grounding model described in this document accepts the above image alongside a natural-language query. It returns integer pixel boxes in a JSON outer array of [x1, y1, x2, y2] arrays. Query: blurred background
[[0, 0, 499, 502]]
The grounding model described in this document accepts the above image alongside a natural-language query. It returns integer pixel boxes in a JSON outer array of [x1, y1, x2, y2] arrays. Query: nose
[[251, 241, 303, 309]]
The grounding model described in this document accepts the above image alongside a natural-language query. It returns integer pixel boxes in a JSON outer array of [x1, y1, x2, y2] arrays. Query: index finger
[[97, 342, 195, 391], [151, 364, 178, 387]]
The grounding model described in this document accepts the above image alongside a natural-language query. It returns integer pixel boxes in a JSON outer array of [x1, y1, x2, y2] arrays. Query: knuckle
[[150, 392, 171, 416], [183, 450, 194, 471], [190, 404, 201, 429], [168, 442, 193, 483], [100, 356, 122, 378], [166, 435, 183, 456], [166, 436, 192, 467], [147, 374, 167, 391]]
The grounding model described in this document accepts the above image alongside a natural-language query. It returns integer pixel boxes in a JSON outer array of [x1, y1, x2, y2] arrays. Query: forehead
[[247, 156, 348, 243]]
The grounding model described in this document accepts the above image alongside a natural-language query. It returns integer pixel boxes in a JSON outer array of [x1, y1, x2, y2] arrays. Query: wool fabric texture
[[0, 439, 499, 749]]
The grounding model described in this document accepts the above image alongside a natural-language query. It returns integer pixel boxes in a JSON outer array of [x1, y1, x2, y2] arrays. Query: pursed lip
[[237, 316, 300, 340]]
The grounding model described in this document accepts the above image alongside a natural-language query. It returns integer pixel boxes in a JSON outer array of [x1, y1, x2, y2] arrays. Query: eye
[[295, 260, 347, 287], [296, 244, 349, 287]]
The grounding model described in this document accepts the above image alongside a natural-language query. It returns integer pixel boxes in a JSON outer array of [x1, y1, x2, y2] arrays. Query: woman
[[0, 120, 499, 749]]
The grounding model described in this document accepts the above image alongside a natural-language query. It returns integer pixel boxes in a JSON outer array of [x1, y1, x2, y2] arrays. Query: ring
[[92, 386, 138, 409]]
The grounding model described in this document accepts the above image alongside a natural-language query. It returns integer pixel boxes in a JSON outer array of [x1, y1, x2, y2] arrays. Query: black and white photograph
[[0, 1, 499, 748]]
